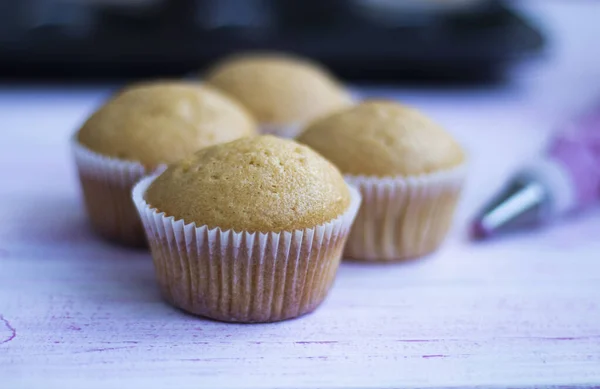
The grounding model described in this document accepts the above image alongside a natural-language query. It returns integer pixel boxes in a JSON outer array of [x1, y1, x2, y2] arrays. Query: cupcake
[[132, 135, 361, 323], [204, 53, 353, 138], [297, 100, 466, 261], [73, 81, 257, 247]]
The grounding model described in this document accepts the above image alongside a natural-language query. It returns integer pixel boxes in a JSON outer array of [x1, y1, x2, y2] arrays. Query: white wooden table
[[1, 3, 600, 388]]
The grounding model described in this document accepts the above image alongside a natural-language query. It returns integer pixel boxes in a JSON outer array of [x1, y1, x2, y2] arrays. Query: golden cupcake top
[[145, 135, 351, 232], [204, 53, 353, 125], [77, 81, 257, 167], [297, 100, 465, 177]]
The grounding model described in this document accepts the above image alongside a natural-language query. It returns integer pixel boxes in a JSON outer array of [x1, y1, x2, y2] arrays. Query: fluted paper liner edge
[[71, 137, 149, 185], [344, 163, 467, 262], [72, 138, 163, 246], [132, 173, 362, 323]]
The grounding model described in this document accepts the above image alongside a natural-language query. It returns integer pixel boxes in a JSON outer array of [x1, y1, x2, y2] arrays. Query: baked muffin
[[297, 100, 466, 261], [132, 135, 361, 323], [204, 53, 353, 138], [73, 81, 257, 247]]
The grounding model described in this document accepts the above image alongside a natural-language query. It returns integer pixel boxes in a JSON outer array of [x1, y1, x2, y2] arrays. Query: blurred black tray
[[0, 0, 544, 83]]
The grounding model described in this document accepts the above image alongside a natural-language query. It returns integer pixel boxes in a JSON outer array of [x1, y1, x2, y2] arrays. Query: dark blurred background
[[0, 0, 544, 83]]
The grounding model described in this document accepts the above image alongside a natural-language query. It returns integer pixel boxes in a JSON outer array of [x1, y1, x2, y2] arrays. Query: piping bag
[[471, 100, 600, 240]]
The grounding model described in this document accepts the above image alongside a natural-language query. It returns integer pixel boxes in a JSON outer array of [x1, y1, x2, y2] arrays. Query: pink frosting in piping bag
[[470, 99, 600, 240], [548, 105, 600, 209]]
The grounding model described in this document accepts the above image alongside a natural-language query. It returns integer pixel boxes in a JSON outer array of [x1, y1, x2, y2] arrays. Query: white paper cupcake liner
[[71, 138, 161, 246], [72, 137, 148, 185], [344, 163, 467, 261], [132, 173, 362, 323]]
